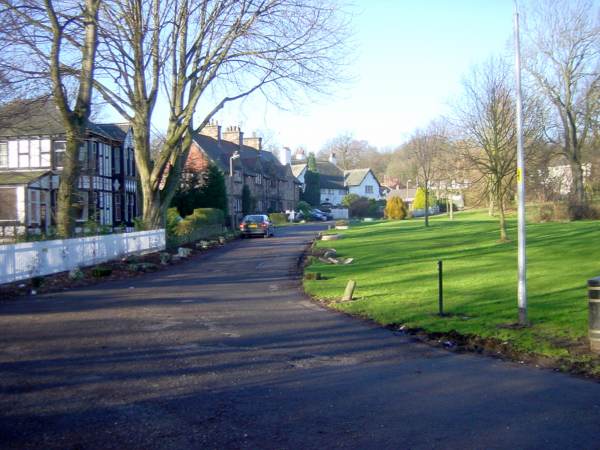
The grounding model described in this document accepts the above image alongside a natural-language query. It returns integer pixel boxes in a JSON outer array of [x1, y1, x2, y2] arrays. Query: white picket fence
[[0, 229, 165, 285]]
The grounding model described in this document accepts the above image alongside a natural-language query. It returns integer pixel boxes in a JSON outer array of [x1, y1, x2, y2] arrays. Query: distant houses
[[0, 98, 138, 238], [291, 151, 383, 207]]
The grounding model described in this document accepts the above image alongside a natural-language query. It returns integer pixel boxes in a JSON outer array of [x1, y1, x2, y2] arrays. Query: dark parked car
[[313, 208, 333, 220], [239, 214, 274, 238]]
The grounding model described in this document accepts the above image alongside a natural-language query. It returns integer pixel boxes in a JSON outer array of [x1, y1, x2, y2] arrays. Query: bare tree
[[0, 0, 101, 237], [93, 0, 348, 229], [319, 133, 357, 170], [453, 58, 521, 241], [406, 124, 446, 227], [523, 0, 600, 208]]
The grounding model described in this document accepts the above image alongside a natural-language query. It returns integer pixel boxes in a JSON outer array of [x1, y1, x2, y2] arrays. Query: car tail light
[[239, 222, 245, 229], [260, 222, 267, 228]]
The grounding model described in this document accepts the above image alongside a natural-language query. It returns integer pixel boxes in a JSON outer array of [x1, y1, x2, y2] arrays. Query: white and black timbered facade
[[0, 99, 138, 237]]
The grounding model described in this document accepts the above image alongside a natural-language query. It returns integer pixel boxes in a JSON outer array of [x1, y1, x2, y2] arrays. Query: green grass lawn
[[304, 210, 600, 371]]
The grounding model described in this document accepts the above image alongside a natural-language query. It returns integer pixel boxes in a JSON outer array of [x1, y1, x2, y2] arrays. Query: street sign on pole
[[514, 1, 528, 325]]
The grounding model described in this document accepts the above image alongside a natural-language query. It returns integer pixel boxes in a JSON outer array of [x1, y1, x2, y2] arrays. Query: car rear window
[[245, 215, 265, 222]]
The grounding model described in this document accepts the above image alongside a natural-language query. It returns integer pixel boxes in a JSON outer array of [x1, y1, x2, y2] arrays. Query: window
[[19, 140, 29, 168], [0, 188, 17, 220], [114, 193, 122, 222], [113, 146, 121, 175], [255, 174, 262, 185], [0, 142, 7, 167], [127, 148, 134, 176], [365, 185, 373, 194], [28, 190, 41, 225], [40, 140, 51, 167], [53, 141, 66, 168], [233, 170, 242, 182], [79, 142, 88, 170], [128, 193, 135, 221], [29, 140, 40, 167]]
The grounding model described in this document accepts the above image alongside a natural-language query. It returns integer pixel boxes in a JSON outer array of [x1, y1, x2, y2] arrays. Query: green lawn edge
[[304, 210, 600, 376]]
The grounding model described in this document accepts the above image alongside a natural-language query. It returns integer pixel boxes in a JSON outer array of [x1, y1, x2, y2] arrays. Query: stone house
[[0, 98, 138, 238], [184, 123, 301, 225]]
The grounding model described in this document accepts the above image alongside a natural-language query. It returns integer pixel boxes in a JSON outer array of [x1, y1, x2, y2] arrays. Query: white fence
[[0, 229, 166, 285], [330, 208, 349, 220]]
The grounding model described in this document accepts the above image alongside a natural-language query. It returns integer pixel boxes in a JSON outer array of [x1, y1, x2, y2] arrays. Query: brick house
[[0, 98, 138, 238], [184, 123, 301, 225]]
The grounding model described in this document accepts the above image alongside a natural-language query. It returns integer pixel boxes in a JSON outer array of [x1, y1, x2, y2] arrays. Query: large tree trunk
[[55, 130, 84, 237], [497, 195, 507, 242], [141, 186, 165, 230], [448, 194, 454, 220], [488, 193, 495, 216], [568, 159, 586, 206]]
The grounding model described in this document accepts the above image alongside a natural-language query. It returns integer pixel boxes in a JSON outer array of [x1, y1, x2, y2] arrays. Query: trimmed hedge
[[191, 208, 225, 225], [167, 207, 225, 248], [269, 213, 288, 225]]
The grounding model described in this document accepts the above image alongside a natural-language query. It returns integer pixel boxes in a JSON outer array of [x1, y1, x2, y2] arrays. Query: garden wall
[[0, 229, 165, 284]]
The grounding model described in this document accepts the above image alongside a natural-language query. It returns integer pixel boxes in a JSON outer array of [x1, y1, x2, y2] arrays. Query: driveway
[[1, 224, 599, 449]]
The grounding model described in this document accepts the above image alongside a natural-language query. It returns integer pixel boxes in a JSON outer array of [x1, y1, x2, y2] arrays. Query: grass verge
[[304, 210, 600, 377]]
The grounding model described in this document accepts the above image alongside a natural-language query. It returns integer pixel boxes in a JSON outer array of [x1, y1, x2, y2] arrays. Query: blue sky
[[109, 1, 518, 152], [213, 0, 517, 152]]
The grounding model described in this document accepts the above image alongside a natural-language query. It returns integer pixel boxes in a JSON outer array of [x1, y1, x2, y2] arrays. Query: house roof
[[192, 132, 294, 182], [0, 170, 50, 186], [387, 187, 417, 200], [344, 168, 371, 186], [291, 163, 307, 178], [315, 160, 345, 189], [0, 97, 129, 142]]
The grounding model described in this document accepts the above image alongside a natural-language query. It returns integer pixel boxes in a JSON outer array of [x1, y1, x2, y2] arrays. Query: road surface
[[1, 224, 599, 449]]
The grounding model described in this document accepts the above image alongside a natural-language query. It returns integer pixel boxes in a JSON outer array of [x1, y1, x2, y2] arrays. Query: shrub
[[91, 266, 112, 278], [31, 276, 44, 288], [191, 208, 225, 225], [412, 187, 436, 210], [166, 208, 182, 236], [385, 197, 408, 220], [535, 203, 555, 222], [568, 202, 600, 220], [342, 193, 360, 208], [297, 201, 311, 215], [269, 213, 288, 225]]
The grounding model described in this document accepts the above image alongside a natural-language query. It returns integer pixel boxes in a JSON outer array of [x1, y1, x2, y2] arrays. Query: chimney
[[222, 125, 244, 147], [244, 132, 262, 151], [201, 120, 221, 142], [294, 147, 306, 161], [329, 152, 337, 165], [278, 147, 292, 166]]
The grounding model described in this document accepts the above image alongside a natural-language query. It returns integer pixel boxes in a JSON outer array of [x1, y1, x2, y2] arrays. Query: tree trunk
[[449, 194, 454, 220], [498, 195, 508, 242], [141, 186, 166, 230], [488, 193, 495, 216], [569, 160, 586, 206], [424, 186, 429, 227], [55, 130, 84, 237]]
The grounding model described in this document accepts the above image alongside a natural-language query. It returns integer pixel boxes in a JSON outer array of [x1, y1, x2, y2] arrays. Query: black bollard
[[438, 260, 444, 316]]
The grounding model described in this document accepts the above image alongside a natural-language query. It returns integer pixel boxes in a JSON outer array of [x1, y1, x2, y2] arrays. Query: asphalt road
[[1, 224, 600, 449]]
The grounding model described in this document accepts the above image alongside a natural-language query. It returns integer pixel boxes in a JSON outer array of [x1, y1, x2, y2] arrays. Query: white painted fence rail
[[0, 229, 166, 285]]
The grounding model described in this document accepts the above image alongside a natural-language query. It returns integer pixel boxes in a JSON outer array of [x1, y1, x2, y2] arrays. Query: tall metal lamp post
[[229, 151, 241, 229], [514, 1, 528, 325]]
